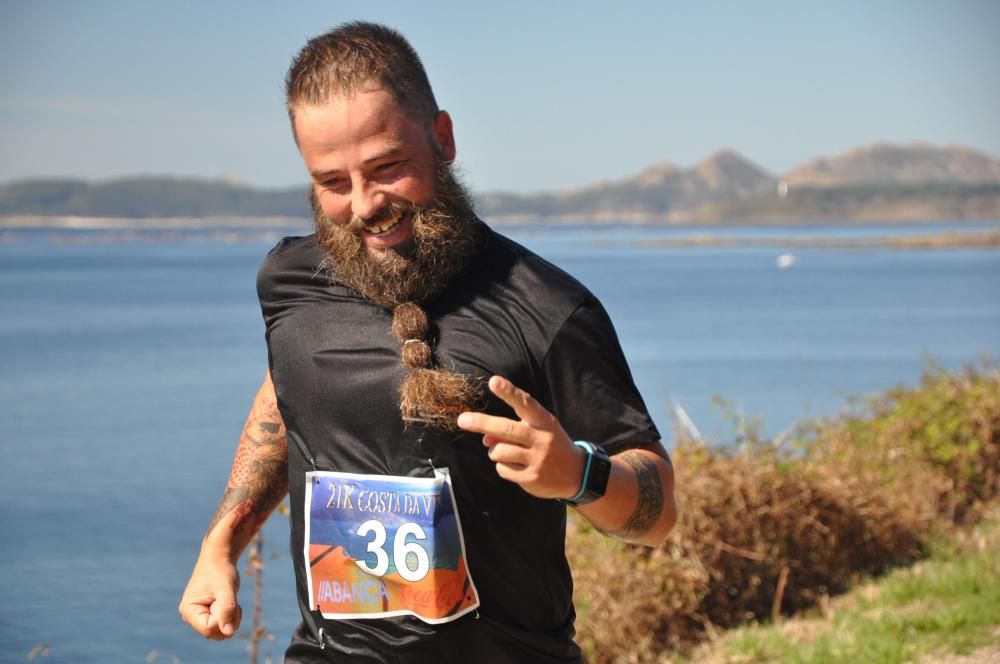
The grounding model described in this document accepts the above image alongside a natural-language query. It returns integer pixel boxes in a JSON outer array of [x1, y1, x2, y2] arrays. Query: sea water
[[1, 222, 998, 662]]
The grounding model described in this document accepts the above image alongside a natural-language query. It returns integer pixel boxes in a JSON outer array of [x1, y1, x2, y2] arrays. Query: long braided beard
[[314, 162, 485, 430]]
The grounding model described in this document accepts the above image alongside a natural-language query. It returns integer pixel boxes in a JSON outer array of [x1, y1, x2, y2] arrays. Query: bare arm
[[179, 371, 289, 640], [457, 375, 677, 547], [204, 371, 289, 549], [576, 444, 676, 547]]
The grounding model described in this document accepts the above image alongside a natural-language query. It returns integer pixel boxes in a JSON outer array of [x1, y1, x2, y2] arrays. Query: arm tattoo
[[602, 450, 664, 541], [206, 387, 289, 537]]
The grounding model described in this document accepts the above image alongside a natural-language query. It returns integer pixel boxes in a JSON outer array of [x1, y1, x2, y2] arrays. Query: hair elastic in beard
[[399, 368, 484, 430], [390, 300, 484, 430]]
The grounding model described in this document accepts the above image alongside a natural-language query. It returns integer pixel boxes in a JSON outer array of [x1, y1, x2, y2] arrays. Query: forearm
[[575, 445, 677, 547], [203, 371, 289, 562]]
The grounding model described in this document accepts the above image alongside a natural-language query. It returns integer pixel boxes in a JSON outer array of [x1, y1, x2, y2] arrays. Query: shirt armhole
[[537, 295, 661, 457]]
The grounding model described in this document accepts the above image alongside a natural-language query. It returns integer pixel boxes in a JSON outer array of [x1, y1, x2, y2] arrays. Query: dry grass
[[568, 361, 1000, 662]]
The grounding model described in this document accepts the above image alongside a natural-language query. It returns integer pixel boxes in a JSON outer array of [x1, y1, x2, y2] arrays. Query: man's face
[[293, 85, 456, 256], [294, 84, 480, 310]]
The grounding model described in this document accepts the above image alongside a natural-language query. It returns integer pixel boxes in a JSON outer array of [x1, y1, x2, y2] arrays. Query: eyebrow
[[310, 145, 407, 181], [362, 145, 406, 165]]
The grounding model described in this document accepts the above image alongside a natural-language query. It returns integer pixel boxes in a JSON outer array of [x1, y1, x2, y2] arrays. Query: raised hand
[[457, 375, 585, 500]]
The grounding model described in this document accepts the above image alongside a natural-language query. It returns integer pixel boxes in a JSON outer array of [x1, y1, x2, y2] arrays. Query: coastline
[[3, 215, 999, 251], [0, 215, 309, 230], [4, 214, 1000, 230], [627, 229, 1000, 250]]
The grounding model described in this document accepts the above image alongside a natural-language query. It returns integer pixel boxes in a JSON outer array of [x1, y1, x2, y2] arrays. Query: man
[[180, 22, 676, 663]]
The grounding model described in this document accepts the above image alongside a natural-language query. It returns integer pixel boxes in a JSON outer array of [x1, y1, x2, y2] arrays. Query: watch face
[[583, 449, 612, 502], [571, 444, 611, 505]]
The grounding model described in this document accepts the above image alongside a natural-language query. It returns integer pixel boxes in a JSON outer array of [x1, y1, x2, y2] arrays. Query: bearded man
[[179, 22, 677, 663]]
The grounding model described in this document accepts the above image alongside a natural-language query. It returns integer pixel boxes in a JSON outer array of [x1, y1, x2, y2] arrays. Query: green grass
[[692, 512, 1000, 664]]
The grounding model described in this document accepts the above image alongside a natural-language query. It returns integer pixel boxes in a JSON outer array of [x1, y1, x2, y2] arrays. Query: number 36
[[354, 520, 430, 582]]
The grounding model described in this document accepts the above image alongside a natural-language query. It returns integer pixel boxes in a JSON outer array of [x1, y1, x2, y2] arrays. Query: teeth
[[368, 214, 401, 235]]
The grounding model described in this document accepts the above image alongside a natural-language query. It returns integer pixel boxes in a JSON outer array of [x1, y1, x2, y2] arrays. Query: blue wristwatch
[[560, 441, 611, 505]]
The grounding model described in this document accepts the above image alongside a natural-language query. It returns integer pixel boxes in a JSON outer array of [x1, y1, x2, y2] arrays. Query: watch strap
[[559, 440, 611, 506], [564, 441, 596, 503]]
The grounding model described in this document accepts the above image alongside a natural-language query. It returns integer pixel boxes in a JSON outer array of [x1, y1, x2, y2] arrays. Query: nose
[[350, 178, 384, 222]]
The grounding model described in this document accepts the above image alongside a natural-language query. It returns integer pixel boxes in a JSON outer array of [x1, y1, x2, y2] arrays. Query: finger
[[211, 592, 241, 638], [180, 599, 215, 635], [495, 461, 529, 481], [187, 606, 227, 640], [203, 612, 225, 641], [482, 434, 503, 447], [487, 376, 553, 428], [457, 412, 532, 446], [487, 441, 531, 467]]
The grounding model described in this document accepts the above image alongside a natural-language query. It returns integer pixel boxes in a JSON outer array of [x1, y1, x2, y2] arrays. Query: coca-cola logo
[[400, 578, 464, 610]]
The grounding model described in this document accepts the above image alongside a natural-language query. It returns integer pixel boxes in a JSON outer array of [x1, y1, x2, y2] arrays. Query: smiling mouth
[[364, 210, 407, 236]]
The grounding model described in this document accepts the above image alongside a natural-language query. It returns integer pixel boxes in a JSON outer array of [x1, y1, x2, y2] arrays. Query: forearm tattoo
[[603, 450, 665, 541], [206, 386, 289, 537]]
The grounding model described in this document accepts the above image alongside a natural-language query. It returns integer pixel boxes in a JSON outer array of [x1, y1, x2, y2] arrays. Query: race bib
[[303, 468, 480, 624]]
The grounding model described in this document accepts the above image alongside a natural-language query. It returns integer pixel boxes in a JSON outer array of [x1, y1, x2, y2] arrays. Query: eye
[[320, 176, 347, 190], [375, 160, 403, 174]]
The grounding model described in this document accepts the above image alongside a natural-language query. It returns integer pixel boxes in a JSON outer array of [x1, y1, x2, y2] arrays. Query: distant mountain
[[696, 181, 1000, 224], [784, 143, 1000, 187], [477, 143, 1000, 223], [477, 149, 776, 220], [0, 176, 309, 218], [3, 143, 999, 224]]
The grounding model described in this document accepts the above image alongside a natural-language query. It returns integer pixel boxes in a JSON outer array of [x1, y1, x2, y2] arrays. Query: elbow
[[650, 459, 678, 547], [637, 494, 677, 548], [658, 496, 679, 544], [643, 443, 677, 547], [641, 462, 678, 547]]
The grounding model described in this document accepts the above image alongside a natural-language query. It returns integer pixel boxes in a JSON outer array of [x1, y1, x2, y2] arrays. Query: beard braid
[[313, 161, 486, 431]]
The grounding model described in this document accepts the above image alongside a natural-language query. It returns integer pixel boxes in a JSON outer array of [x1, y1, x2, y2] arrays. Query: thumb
[[210, 585, 241, 637]]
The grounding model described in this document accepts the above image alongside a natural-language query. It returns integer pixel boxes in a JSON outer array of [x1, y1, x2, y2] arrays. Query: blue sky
[[1, 1, 998, 193]]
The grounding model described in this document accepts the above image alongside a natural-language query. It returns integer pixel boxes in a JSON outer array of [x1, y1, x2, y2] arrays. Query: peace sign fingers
[[485, 376, 557, 430], [457, 375, 583, 500]]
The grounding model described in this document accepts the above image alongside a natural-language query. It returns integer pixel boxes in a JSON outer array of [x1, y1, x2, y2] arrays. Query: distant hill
[[477, 149, 776, 221], [0, 176, 309, 218], [696, 182, 1000, 224], [477, 143, 1000, 222], [784, 143, 1000, 187], [3, 143, 999, 224], [694, 144, 1000, 224]]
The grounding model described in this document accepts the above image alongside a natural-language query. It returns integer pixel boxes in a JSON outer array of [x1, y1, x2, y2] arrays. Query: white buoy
[[776, 253, 797, 269]]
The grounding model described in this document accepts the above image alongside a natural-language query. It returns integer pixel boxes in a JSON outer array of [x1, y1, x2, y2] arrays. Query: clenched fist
[[179, 552, 242, 640]]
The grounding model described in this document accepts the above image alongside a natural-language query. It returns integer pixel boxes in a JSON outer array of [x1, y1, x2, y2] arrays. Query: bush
[[568, 361, 1000, 662]]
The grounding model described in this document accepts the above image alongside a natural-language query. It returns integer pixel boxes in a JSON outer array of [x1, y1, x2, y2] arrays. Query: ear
[[432, 110, 457, 162]]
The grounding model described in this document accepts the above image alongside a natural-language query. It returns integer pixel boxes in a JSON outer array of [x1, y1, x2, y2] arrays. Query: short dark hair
[[285, 22, 439, 129]]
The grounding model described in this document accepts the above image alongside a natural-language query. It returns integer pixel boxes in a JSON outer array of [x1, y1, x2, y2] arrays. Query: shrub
[[568, 361, 1000, 663]]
